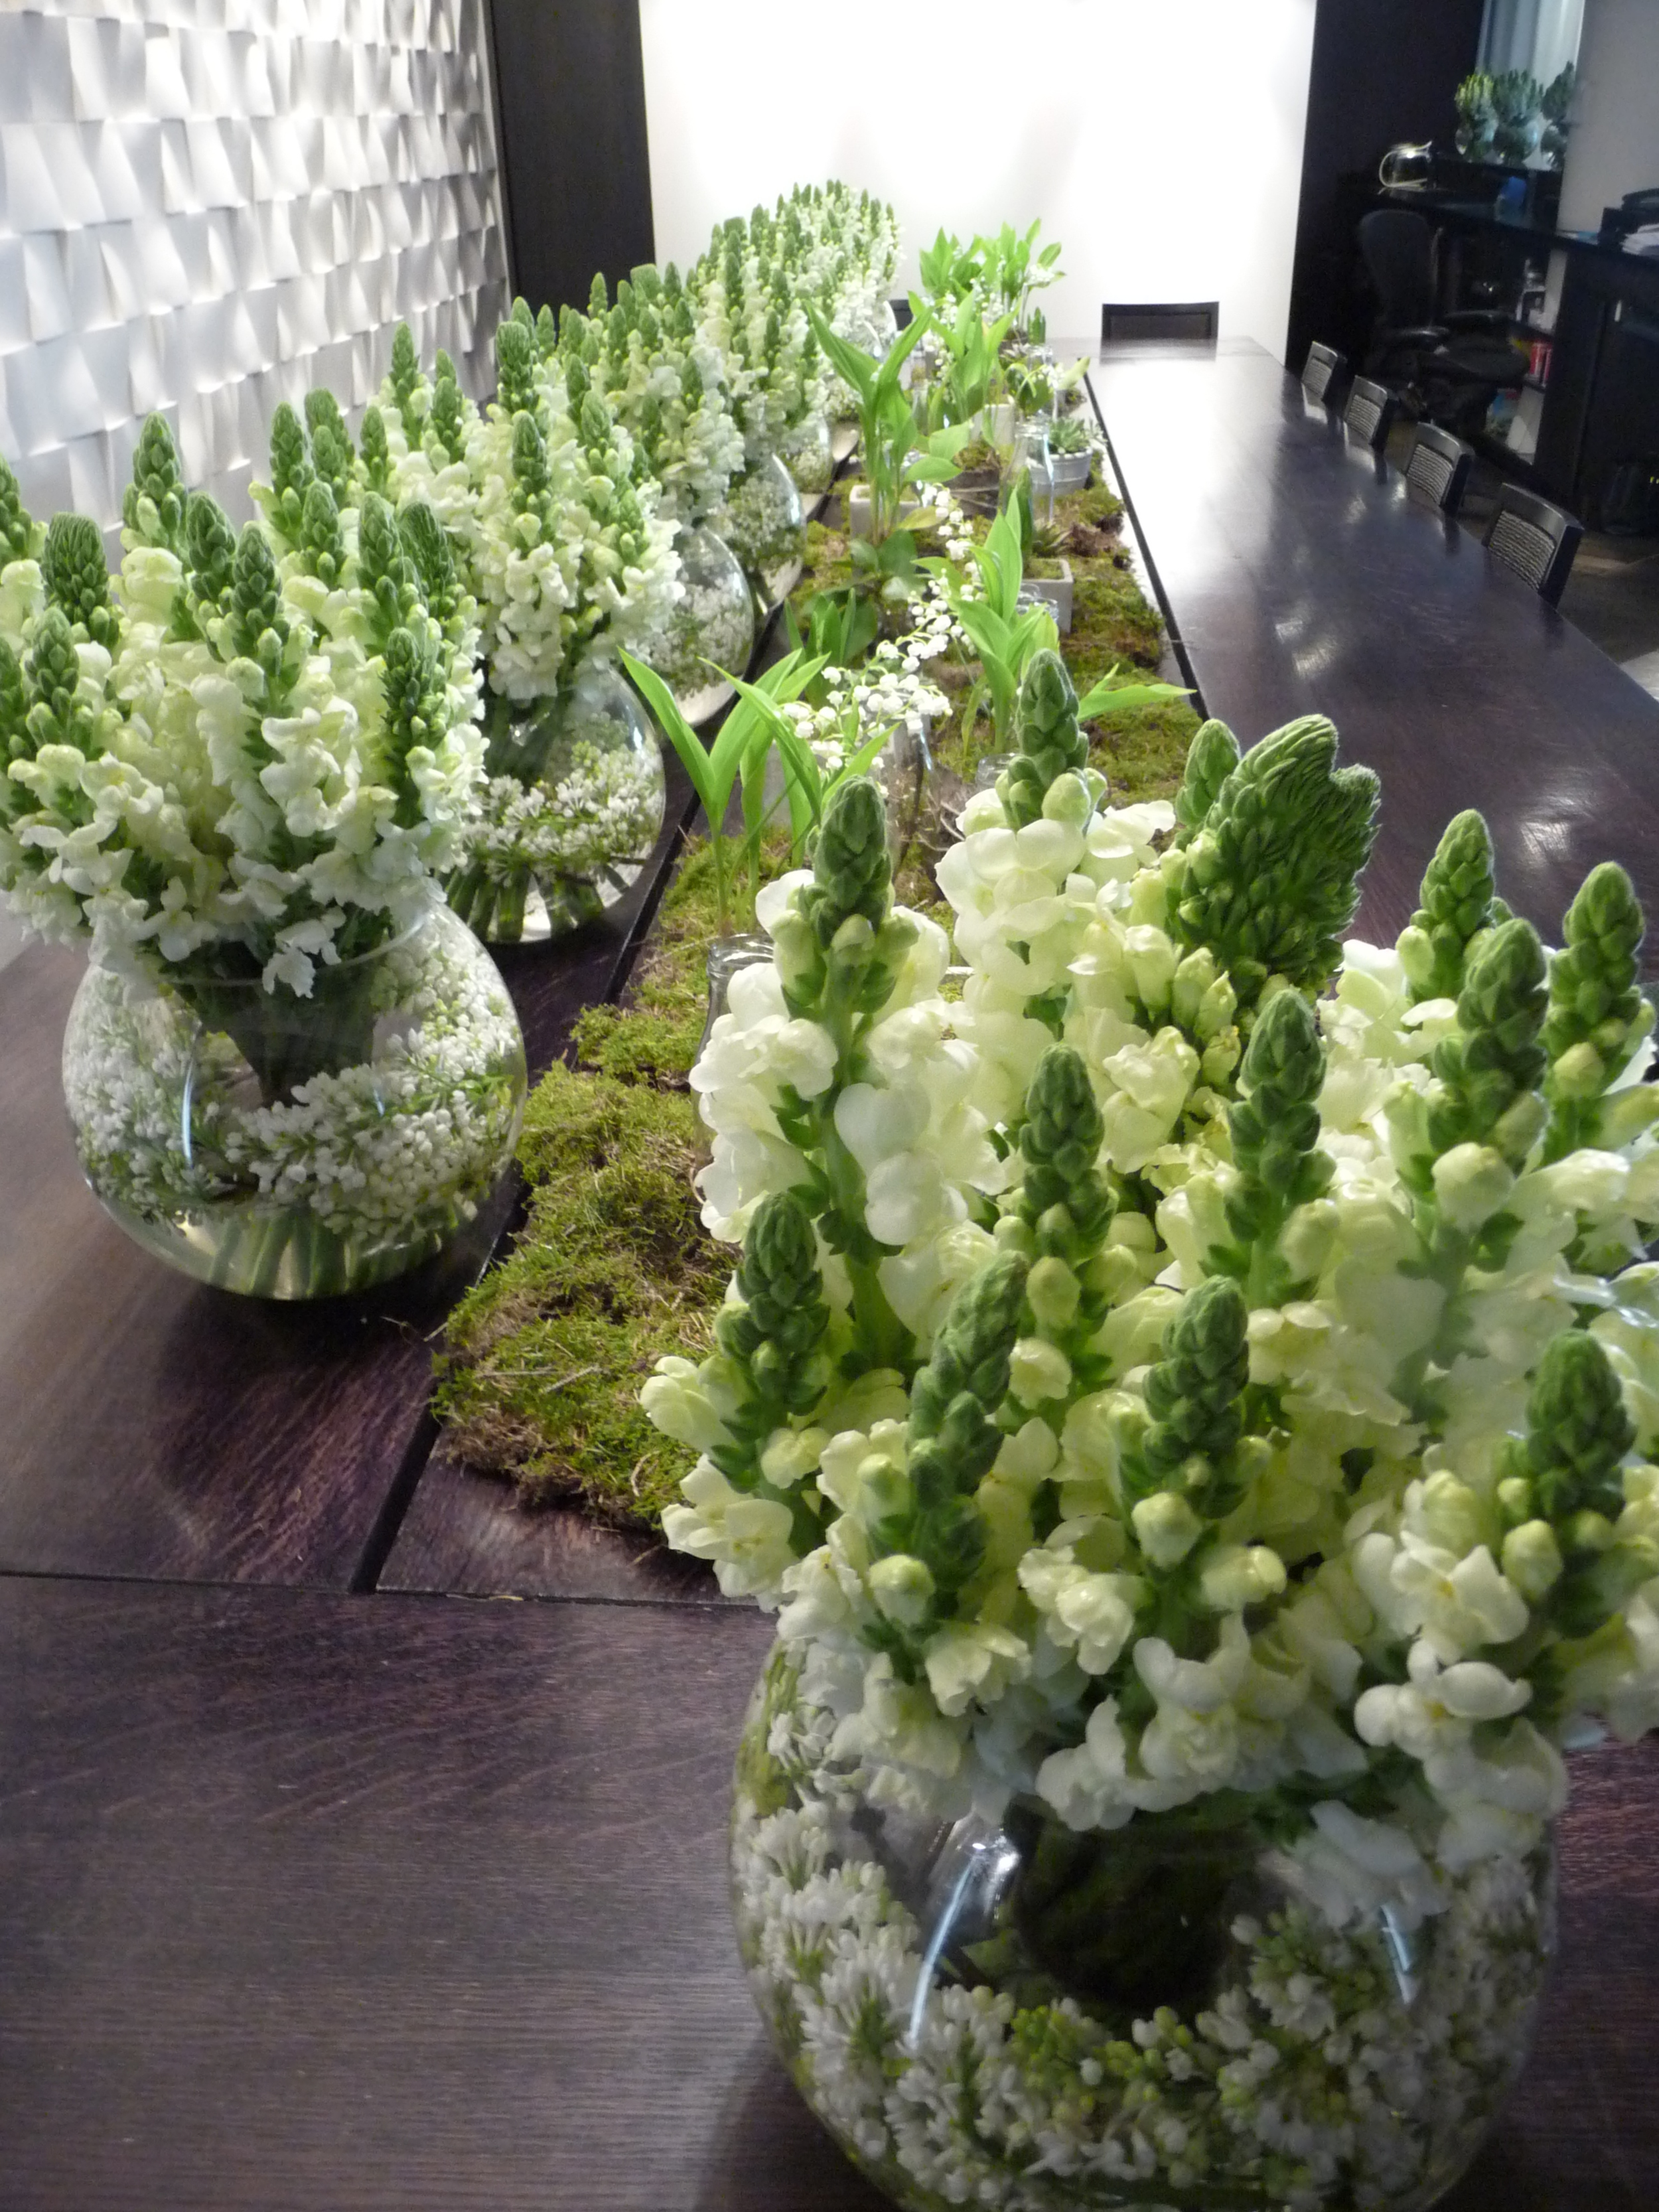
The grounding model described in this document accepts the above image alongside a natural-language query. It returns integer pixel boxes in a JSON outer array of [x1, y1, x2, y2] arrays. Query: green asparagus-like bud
[[680, 356, 704, 409], [428, 374, 468, 466], [1173, 719, 1240, 843], [0, 452, 42, 563], [1019, 1044, 1113, 1250], [1524, 1329, 1634, 1523], [588, 273, 609, 319], [435, 347, 457, 385], [304, 387, 348, 449], [184, 491, 237, 611], [299, 480, 347, 589], [42, 513, 119, 652], [495, 318, 540, 422], [631, 263, 662, 302], [662, 261, 683, 303], [563, 354, 591, 410], [1173, 715, 1380, 1009], [796, 776, 891, 951], [380, 623, 446, 826], [1399, 810, 1499, 1003], [715, 1189, 831, 1424], [1222, 989, 1334, 1301], [579, 391, 616, 467], [511, 411, 553, 515], [227, 522, 290, 680], [357, 492, 421, 643], [1001, 648, 1087, 829], [535, 303, 557, 357], [0, 635, 28, 767], [358, 404, 392, 494], [1123, 1277, 1250, 1511], [121, 414, 188, 555], [264, 402, 314, 546], [310, 420, 354, 512], [1427, 915, 1548, 1165], [607, 303, 630, 365], [510, 295, 534, 329], [22, 604, 86, 752], [388, 323, 421, 415], [399, 502, 461, 630], [637, 303, 661, 356], [1541, 862, 1650, 1162], [557, 305, 585, 356]]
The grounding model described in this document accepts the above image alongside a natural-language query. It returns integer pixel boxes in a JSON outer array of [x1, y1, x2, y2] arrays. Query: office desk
[[1090, 338, 1659, 974], [5, 370, 1659, 2209]]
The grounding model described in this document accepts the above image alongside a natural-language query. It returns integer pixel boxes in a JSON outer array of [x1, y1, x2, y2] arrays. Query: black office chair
[[1302, 341, 1346, 403], [1405, 423, 1473, 513], [1343, 376, 1396, 450], [1357, 210, 1525, 436], [1484, 483, 1583, 606]]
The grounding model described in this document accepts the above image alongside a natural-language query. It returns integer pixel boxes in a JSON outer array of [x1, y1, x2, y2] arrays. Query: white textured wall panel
[[0, 0, 510, 533]]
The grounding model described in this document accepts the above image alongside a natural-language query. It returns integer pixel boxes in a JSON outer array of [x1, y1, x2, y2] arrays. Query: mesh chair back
[[1358, 210, 1438, 329], [1342, 375, 1396, 449], [1484, 484, 1584, 607], [1302, 341, 1345, 402], [1405, 423, 1473, 512]]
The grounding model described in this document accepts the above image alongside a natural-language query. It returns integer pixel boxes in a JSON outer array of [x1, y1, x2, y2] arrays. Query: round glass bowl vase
[[778, 412, 835, 498], [61, 900, 528, 1299], [448, 662, 668, 946], [733, 1647, 1555, 2212], [715, 452, 807, 606], [644, 522, 757, 726]]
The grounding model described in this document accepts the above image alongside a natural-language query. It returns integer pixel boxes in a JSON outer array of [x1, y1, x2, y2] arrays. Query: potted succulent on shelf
[[1046, 408, 1096, 493], [642, 655, 1659, 2212], [0, 427, 527, 1298]]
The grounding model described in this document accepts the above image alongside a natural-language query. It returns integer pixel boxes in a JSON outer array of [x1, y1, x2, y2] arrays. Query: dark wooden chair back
[[1484, 483, 1584, 607], [1405, 423, 1473, 512], [1342, 375, 1396, 450], [1301, 341, 1345, 403]]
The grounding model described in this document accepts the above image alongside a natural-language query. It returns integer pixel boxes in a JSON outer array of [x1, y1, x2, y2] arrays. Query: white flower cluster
[[732, 1659, 1548, 2212], [0, 421, 484, 999], [647, 688, 1659, 1927], [467, 743, 662, 889]]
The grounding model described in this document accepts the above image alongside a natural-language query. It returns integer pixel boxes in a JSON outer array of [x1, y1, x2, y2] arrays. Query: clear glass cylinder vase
[[62, 900, 528, 1299], [448, 661, 667, 947], [644, 522, 757, 726], [779, 412, 835, 497], [697, 932, 773, 1063], [715, 453, 807, 604], [733, 1645, 1555, 2212]]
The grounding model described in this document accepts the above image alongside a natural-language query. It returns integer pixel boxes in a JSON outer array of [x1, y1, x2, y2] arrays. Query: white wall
[[638, 0, 1317, 361], [1559, 0, 1659, 230]]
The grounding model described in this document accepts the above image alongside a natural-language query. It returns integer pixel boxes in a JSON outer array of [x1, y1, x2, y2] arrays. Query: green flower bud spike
[[494, 317, 540, 423], [1427, 915, 1548, 1167], [121, 414, 188, 555], [795, 775, 891, 952], [0, 635, 29, 771], [1174, 715, 1379, 1009], [357, 492, 421, 645], [42, 513, 120, 652], [184, 491, 237, 613], [869, 1252, 1030, 1628], [428, 373, 467, 466], [1001, 648, 1087, 829], [434, 348, 457, 386], [1172, 718, 1240, 844], [298, 479, 346, 589], [536, 303, 557, 357], [1398, 809, 1502, 1003], [399, 502, 461, 631], [715, 1189, 833, 1436], [1121, 1276, 1250, 1524], [1222, 988, 1334, 1304], [358, 404, 391, 494], [388, 323, 421, 416], [1525, 1329, 1634, 1524], [0, 452, 43, 563], [227, 522, 290, 690], [1542, 862, 1652, 1161], [1016, 1044, 1118, 1390], [23, 603, 90, 755], [263, 402, 314, 548], [510, 295, 534, 330], [310, 420, 354, 512], [380, 623, 446, 827], [510, 411, 553, 519], [304, 388, 348, 449]]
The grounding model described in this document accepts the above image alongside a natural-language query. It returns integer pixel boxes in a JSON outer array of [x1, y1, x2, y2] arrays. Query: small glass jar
[[715, 453, 807, 605], [449, 660, 667, 946], [644, 522, 757, 726], [1011, 414, 1056, 530], [733, 1645, 1555, 2212], [61, 901, 527, 1299], [697, 933, 773, 1063], [778, 413, 835, 497]]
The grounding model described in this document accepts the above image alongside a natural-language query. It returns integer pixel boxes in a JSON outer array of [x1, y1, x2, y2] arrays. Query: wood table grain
[[1, 1572, 1656, 2212], [1088, 338, 1659, 968]]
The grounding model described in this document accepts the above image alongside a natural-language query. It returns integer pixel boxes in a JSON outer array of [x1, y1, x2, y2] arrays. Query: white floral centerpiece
[[367, 311, 680, 943], [641, 649, 1659, 2209], [0, 422, 526, 1297]]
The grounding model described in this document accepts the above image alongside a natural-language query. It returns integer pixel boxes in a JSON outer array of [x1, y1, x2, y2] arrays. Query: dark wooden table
[[4, 401, 1659, 2208], [1089, 337, 1659, 969]]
